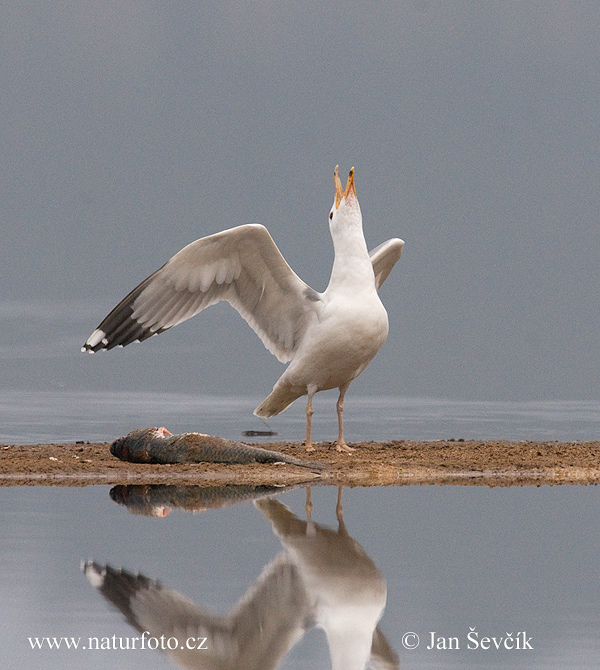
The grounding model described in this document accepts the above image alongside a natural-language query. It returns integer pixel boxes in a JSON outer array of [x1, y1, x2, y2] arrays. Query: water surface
[[1, 483, 599, 669], [2, 391, 600, 445]]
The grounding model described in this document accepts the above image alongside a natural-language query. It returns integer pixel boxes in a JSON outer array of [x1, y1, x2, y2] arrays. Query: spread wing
[[82, 224, 320, 363], [83, 558, 309, 670], [369, 238, 404, 290]]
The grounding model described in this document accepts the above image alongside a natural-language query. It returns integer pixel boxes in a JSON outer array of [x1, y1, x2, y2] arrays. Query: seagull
[[256, 488, 398, 670], [82, 167, 404, 451], [82, 489, 399, 670]]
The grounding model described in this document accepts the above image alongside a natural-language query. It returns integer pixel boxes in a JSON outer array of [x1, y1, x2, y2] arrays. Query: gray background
[[2, 2, 599, 401]]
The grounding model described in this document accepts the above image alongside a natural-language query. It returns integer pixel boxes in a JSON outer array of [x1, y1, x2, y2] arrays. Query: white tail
[[254, 386, 306, 418]]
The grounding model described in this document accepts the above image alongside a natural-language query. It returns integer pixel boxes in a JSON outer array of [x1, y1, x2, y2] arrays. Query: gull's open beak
[[344, 166, 356, 200], [334, 166, 356, 207], [334, 165, 344, 208]]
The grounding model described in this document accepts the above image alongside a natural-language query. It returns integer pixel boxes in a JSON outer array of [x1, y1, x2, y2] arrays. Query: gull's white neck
[[326, 200, 376, 294]]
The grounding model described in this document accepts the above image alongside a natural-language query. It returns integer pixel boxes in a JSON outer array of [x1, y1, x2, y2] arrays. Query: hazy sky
[[2, 1, 600, 402]]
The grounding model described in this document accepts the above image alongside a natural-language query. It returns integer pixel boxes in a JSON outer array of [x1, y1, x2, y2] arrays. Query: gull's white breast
[[285, 287, 389, 392]]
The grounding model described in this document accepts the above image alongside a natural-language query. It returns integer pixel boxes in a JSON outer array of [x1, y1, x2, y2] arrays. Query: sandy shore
[[1, 438, 599, 487]]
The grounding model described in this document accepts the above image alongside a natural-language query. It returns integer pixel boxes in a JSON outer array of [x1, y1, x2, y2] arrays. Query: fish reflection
[[83, 487, 398, 669], [109, 483, 310, 517]]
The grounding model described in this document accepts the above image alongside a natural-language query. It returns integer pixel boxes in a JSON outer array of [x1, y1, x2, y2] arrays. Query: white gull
[[82, 167, 404, 451]]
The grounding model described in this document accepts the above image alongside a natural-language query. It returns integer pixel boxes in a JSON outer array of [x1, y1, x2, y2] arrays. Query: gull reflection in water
[[83, 486, 398, 670]]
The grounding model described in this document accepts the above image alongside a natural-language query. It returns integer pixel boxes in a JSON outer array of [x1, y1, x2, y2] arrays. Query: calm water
[[2, 391, 600, 445], [1, 483, 599, 669]]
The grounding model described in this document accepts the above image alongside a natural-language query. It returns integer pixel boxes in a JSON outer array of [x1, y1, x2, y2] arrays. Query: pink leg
[[335, 383, 354, 452], [305, 486, 313, 523], [304, 392, 316, 452]]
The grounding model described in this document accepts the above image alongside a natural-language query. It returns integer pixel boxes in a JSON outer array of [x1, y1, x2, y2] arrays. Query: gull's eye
[[329, 211, 334, 220]]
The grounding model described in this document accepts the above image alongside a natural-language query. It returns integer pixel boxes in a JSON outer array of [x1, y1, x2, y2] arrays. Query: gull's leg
[[304, 390, 316, 452], [305, 486, 313, 523], [306, 486, 316, 536], [335, 485, 347, 534], [335, 383, 354, 452], [335, 485, 343, 521]]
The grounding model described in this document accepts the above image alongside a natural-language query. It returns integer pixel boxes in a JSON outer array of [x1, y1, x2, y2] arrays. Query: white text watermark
[[402, 628, 533, 651], [28, 632, 208, 652]]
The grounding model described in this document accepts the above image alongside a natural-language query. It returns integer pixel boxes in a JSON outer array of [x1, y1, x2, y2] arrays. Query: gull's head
[[329, 166, 361, 232]]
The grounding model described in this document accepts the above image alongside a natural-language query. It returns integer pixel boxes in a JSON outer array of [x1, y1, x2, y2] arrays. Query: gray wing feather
[[369, 238, 404, 290], [83, 224, 320, 363], [83, 557, 308, 670]]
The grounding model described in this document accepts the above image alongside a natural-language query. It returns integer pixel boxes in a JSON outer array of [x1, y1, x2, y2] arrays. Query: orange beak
[[344, 166, 356, 200], [334, 165, 344, 208], [334, 166, 356, 207]]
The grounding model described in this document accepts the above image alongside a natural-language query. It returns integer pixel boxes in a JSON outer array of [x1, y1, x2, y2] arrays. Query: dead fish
[[109, 427, 326, 471]]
